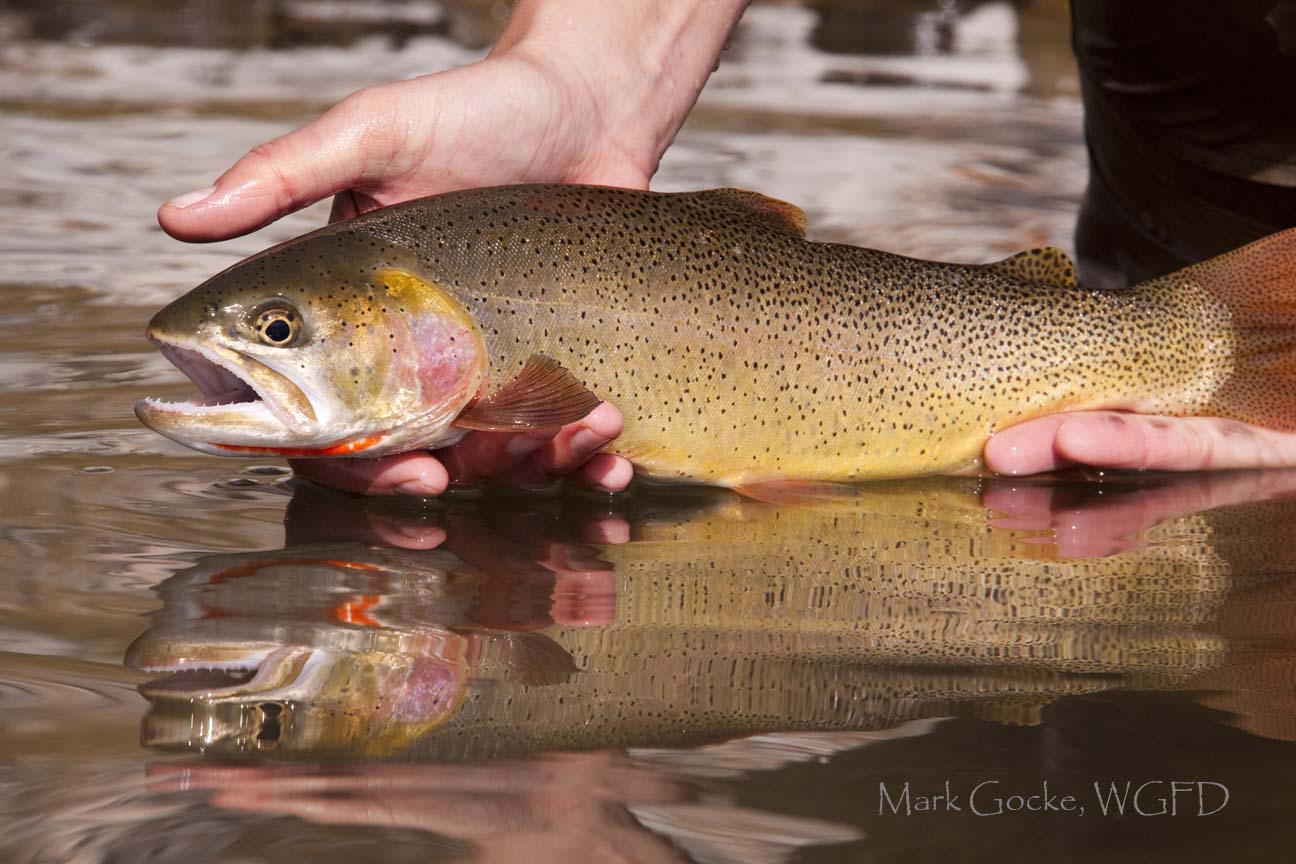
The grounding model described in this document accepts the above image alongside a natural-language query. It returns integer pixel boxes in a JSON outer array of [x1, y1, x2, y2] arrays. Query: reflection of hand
[[158, 0, 749, 498], [442, 512, 620, 629], [986, 412, 1296, 476], [283, 483, 627, 626], [147, 754, 690, 864], [982, 469, 1296, 558]]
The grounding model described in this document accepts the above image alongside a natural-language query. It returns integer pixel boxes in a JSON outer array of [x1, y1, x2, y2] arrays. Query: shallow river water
[[3, 2, 1296, 862]]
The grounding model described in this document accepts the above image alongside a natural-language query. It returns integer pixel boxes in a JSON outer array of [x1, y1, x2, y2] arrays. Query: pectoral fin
[[453, 355, 601, 432]]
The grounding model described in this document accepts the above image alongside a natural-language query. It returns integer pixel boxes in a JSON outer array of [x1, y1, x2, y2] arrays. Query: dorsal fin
[[453, 355, 600, 432], [985, 247, 1077, 288], [699, 188, 807, 236]]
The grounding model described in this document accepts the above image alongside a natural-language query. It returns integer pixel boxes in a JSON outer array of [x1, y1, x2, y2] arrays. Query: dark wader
[[1072, 0, 1296, 288]]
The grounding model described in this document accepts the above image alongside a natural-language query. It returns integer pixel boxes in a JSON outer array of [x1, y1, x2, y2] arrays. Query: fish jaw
[[125, 634, 284, 680], [135, 327, 413, 458], [133, 635, 470, 755], [135, 325, 337, 454], [129, 624, 470, 703], [135, 644, 313, 701]]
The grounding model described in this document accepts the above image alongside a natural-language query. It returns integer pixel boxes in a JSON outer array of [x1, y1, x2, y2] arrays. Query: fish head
[[123, 538, 586, 756], [136, 231, 488, 457], [124, 545, 485, 755], [133, 632, 471, 756]]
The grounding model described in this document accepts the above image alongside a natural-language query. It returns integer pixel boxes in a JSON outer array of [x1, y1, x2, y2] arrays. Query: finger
[[436, 429, 560, 487], [289, 452, 449, 497], [576, 516, 631, 545], [981, 483, 1137, 558], [983, 414, 1077, 476], [1038, 497, 1148, 559], [146, 763, 284, 791], [567, 453, 635, 493], [158, 92, 396, 242], [1052, 413, 1296, 471], [533, 541, 614, 574], [365, 521, 447, 550], [981, 483, 1059, 530], [212, 788, 546, 835], [493, 403, 624, 490]]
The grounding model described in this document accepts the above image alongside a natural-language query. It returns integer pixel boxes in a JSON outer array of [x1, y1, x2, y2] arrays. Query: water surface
[[4, 2, 1296, 861]]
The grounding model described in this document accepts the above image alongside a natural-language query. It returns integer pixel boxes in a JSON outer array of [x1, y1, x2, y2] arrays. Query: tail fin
[[1184, 228, 1296, 431]]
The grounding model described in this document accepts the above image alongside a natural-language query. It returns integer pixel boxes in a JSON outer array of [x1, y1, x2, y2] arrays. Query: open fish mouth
[[135, 644, 316, 701], [135, 333, 318, 450], [155, 341, 259, 406], [142, 666, 257, 693], [148, 341, 263, 409]]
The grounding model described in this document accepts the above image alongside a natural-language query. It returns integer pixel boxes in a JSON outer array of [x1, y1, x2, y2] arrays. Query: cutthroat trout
[[136, 185, 1296, 489]]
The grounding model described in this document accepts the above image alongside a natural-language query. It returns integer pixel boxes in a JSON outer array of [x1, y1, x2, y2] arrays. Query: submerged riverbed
[[3, 2, 1295, 862]]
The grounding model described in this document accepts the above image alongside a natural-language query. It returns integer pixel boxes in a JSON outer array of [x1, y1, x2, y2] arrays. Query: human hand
[[288, 403, 633, 496], [157, 0, 748, 496], [985, 412, 1296, 476]]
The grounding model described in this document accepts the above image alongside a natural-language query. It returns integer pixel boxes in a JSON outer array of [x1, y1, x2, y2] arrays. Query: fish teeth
[[138, 395, 267, 415], [135, 662, 258, 673]]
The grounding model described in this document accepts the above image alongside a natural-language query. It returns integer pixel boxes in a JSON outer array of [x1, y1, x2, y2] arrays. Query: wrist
[[491, 0, 748, 178]]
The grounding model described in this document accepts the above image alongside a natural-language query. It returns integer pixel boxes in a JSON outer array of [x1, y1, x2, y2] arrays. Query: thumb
[[158, 95, 393, 242]]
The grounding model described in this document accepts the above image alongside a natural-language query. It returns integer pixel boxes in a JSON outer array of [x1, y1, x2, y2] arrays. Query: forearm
[[493, 0, 749, 173]]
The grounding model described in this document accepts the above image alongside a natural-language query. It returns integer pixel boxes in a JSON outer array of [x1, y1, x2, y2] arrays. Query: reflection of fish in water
[[126, 474, 1296, 759], [135, 184, 1296, 488], [126, 546, 575, 756]]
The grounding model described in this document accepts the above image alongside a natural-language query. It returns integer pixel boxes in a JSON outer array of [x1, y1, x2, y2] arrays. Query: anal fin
[[732, 478, 860, 505]]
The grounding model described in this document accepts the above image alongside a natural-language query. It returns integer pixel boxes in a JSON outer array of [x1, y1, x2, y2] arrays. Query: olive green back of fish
[[338, 185, 1294, 484]]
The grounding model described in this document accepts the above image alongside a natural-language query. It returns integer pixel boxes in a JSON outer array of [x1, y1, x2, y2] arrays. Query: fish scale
[[349, 186, 1234, 481], [138, 184, 1296, 486]]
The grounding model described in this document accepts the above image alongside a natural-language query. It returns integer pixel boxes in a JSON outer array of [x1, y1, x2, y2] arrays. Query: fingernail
[[166, 185, 216, 209], [570, 429, 607, 454], [505, 433, 551, 458], [395, 480, 437, 497], [394, 524, 445, 543], [584, 518, 630, 545]]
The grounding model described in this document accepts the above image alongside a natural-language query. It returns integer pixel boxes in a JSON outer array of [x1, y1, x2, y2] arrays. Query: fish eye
[[257, 702, 284, 746], [253, 307, 302, 347]]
